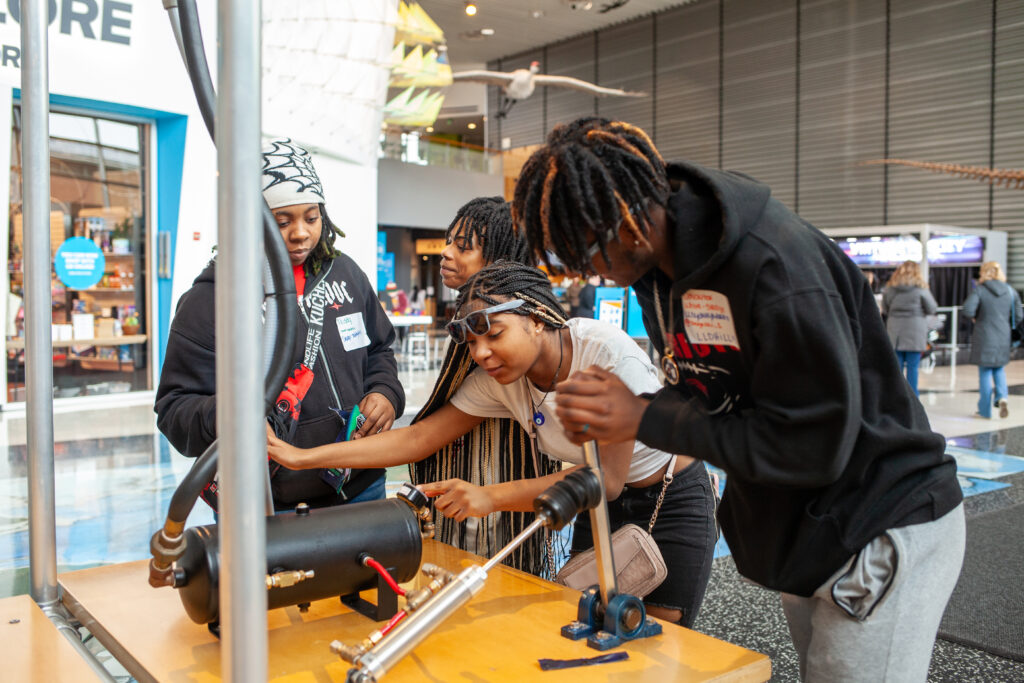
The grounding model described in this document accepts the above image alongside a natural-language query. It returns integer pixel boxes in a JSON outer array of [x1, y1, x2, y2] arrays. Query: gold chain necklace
[[653, 281, 681, 385]]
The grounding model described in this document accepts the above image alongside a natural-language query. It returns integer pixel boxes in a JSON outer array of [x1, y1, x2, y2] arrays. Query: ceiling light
[[480, 28, 495, 36], [531, 10, 545, 19], [468, 122, 477, 130], [426, 126, 434, 133], [465, 2, 477, 16]]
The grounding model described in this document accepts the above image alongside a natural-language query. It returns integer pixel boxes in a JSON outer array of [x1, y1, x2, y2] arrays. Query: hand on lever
[[555, 365, 649, 445], [420, 479, 495, 522]]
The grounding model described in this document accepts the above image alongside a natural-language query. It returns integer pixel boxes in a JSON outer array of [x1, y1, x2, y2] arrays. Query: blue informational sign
[[378, 253, 395, 291], [594, 286, 626, 329], [54, 237, 105, 290], [626, 288, 648, 339]]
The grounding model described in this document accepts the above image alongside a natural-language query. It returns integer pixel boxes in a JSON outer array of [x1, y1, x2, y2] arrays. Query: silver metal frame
[[22, 0, 57, 611], [216, 0, 268, 679], [581, 441, 619, 606]]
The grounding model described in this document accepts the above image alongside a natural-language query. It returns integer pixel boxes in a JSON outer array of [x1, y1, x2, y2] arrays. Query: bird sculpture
[[451, 61, 645, 118], [861, 159, 1024, 189]]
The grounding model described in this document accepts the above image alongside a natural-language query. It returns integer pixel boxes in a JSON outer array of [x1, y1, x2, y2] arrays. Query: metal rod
[[581, 441, 618, 606], [482, 516, 547, 573], [40, 603, 117, 683], [217, 0, 267, 679], [21, 0, 58, 608]]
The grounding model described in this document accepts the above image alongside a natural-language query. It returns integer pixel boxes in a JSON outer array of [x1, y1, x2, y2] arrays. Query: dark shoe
[[999, 398, 1009, 418]]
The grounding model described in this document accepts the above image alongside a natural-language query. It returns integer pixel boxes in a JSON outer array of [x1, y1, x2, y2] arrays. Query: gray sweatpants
[[780, 503, 965, 682]]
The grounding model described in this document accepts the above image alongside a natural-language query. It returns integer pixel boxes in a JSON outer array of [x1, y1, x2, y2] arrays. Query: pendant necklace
[[653, 281, 681, 385], [530, 328, 564, 426]]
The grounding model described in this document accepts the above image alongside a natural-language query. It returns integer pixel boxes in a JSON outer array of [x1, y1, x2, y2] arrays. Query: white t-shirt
[[450, 318, 673, 482]]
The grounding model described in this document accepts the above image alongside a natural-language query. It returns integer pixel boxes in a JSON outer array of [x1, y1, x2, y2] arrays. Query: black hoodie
[[634, 161, 962, 596], [155, 252, 404, 508]]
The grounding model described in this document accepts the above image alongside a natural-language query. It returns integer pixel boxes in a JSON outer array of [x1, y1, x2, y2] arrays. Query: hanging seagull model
[[452, 61, 646, 118]]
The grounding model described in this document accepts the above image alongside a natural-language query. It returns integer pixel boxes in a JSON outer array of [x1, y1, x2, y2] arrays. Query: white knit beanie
[[261, 138, 326, 209]]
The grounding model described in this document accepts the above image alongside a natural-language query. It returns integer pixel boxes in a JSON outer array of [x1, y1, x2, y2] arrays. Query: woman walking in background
[[882, 260, 937, 396], [963, 261, 1023, 419]]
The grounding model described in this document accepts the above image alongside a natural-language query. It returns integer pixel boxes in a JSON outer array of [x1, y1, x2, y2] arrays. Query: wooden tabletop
[[0, 594, 103, 682], [59, 540, 770, 683]]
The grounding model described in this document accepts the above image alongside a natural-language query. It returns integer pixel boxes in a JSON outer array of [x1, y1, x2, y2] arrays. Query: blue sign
[[55, 237, 105, 290], [594, 286, 626, 329], [626, 288, 648, 339], [378, 253, 395, 291]]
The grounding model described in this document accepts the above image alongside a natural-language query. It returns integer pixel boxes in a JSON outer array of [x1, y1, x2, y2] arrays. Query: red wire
[[379, 609, 407, 636], [363, 556, 406, 596]]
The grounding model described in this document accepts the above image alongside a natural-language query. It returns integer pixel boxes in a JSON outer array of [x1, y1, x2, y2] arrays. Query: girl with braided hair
[[513, 116, 964, 680], [268, 260, 717, 626], [414, 196, 560, 575]]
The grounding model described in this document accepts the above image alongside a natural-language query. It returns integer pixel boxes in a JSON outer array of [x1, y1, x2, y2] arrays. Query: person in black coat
[[962, 261, 1023, 419], [155, 139, 404, 510], [513, 117, 964, 682]]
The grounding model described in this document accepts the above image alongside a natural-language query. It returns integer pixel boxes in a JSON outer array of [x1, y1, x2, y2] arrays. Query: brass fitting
[[266, 569, 315, 589]]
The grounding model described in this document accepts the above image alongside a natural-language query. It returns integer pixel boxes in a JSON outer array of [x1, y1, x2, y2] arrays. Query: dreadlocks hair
[[456, 261, 568, 330], [303, 203, 346, 276], [511, 117, 670, 274], [410, 260, 565, 577], [447, 196, 532, 267]]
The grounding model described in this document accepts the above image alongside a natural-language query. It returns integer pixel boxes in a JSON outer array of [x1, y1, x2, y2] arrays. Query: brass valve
[[266, 569, 315, 589]]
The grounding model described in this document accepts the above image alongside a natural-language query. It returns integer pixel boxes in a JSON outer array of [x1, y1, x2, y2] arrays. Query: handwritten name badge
[[682, 289, 740, 349], [336, 313, 371, 351]]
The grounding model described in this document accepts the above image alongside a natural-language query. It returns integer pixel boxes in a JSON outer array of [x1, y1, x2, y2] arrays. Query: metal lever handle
[[581, 440, 618, 607]]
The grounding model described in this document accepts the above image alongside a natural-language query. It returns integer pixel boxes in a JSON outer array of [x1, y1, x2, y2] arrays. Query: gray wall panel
[[722, 0, 798, 208], [798, 0, 887, 227], [887, 0, 991, 228], [546, 34, 598, 131], [994, 0, 1024, 286], [654, 1, 721, 165], [596, 20, 654, 133]]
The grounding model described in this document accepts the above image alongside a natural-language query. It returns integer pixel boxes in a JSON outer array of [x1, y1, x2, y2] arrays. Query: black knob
[[295, 502, 310, 516], [396, 482, 429, 509]]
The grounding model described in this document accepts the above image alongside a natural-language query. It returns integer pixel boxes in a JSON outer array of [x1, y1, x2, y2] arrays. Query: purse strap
[[647, 455, 677, 534]]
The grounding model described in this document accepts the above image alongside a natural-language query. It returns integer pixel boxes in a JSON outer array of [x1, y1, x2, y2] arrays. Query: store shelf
[[6, 334, 147, 350], [80, 287, 135, 293]]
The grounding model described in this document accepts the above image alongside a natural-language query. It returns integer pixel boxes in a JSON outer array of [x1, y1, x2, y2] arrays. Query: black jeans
[[572, 459, 717, 627]]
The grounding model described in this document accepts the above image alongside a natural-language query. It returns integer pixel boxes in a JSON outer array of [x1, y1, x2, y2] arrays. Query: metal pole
[[580, 441, 618, 606], [950, 306, 958, 391], [217, 0, 267, 679], [21, 0, 58, 609]]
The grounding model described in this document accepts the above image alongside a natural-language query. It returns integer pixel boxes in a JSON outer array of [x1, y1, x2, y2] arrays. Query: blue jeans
[[977, 366, 1008, 418], [896, 350, 921, 395], [346, 473, 387, 504]]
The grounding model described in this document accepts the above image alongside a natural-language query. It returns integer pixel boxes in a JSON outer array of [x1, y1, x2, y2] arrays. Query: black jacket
[[155, 253, 404, 508], [635, 161, 962, 596]]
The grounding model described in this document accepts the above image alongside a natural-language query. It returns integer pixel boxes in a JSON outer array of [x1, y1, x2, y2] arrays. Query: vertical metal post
[[217, 0, 267, 679], [580, 441, 618, 607], [950, 306, 958, 392], [21, 0, 58, 608]]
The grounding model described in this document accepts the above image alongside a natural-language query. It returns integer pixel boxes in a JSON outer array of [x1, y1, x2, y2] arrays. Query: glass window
[[7, 106, 150, 401]]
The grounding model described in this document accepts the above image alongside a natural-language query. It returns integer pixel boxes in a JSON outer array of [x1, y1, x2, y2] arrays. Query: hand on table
[[419, 479, 494, 522], [555, 365, 649, 445], [353, 392, 396, 439]]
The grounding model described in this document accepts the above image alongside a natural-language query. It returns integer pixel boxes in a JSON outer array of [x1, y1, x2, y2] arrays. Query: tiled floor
[[1, 359, 1023, 680]]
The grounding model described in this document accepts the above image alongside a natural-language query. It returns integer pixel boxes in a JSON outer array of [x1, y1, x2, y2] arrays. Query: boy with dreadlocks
[[513, 117, 963, 681], [413, 196, 561, 575], [269, 261, 717, 626], [156, 139, 404, 511]]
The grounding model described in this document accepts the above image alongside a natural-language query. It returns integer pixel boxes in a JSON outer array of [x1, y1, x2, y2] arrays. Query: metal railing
[[929, 306, 963, 391], [379, 132, 498, 174]]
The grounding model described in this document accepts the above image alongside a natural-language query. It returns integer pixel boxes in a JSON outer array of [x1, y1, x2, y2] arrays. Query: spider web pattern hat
[[261, 138, 326, 209]]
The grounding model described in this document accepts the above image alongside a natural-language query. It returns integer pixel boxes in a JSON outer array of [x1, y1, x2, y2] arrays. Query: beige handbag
[[554, 456, 676, 598]]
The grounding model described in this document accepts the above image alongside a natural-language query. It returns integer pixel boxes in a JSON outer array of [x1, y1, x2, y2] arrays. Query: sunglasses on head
[[447, 299, 526, 344], [584, 202, 644, 261]]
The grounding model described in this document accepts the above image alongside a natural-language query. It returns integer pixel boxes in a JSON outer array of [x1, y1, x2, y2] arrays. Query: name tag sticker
[[682, 290, 740, 349], [336, 313, 371, 351]]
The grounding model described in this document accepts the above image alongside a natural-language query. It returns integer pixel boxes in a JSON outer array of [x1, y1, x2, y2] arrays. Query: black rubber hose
[[162, 0, 299, 527], [176, 0, 215, 141], [176, 0, 297, 413]]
